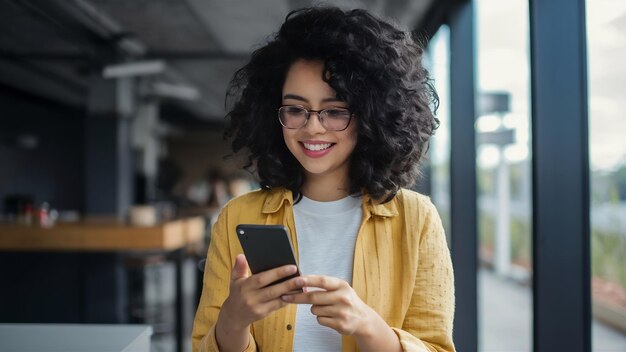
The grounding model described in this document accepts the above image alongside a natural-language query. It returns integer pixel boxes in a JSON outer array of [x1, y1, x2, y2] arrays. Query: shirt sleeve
[[393, 198, 456, 352], [191, 205, 258, 352]]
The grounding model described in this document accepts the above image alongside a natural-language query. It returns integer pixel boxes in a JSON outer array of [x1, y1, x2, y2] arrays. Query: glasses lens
[[279, 106, 307, 128], [321, 109, 351, 131]]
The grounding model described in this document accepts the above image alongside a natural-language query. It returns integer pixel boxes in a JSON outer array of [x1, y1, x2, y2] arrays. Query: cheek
[[282, 129, 299, 151], [345, 127, 358, 152]]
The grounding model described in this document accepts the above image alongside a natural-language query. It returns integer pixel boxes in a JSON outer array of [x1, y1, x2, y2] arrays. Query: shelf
[[0, 217, 205, 251]]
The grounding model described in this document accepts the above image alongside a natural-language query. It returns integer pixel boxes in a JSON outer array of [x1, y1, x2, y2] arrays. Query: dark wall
[[0, 85, 85, 213]]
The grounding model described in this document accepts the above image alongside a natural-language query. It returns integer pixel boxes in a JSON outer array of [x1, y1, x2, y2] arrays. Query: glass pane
[[425, 25, 451, 239], [475, 1, 532, 351], [587, 1, 626, 349]]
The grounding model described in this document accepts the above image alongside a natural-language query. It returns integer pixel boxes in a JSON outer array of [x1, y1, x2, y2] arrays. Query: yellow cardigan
[[192, 188, 455, 352]]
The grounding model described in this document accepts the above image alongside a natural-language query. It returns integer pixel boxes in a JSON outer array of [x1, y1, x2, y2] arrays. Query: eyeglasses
[[278, 105, 353, 131]]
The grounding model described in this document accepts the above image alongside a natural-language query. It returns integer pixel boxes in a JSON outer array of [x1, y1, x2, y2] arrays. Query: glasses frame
[[277, 105, 354, 131]]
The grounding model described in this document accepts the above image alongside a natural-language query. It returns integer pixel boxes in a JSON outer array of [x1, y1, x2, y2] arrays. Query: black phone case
[[236, 224, 301, 287]]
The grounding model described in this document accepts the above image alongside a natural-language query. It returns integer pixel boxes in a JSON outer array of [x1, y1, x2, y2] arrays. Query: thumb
[[231, 254, 250, 281]]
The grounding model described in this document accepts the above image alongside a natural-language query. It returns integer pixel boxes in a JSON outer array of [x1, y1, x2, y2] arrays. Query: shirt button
[[286, 324, 292, 330]]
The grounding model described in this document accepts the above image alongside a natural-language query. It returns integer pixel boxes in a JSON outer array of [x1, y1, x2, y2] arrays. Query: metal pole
[[529, 0, 591, 350], [449, 1, 478, 350]]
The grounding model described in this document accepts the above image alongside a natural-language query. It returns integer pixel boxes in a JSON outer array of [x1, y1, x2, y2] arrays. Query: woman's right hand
[[217, 254, 304, 331]]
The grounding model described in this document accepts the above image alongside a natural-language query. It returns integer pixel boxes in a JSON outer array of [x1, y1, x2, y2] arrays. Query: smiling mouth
[[302, 142, 334, 151]]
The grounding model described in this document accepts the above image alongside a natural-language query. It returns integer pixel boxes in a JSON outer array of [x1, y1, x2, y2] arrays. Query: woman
[[192, 7, 455, 352]]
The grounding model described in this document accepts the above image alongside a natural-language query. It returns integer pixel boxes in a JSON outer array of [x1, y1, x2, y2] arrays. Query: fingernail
[[281, 295, 293, 302], [295, 278, 305, 286], [284, 266, 296, 274]]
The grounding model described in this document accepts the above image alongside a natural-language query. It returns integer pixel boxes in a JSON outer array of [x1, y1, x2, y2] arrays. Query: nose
[[303, 111, 327, 134]]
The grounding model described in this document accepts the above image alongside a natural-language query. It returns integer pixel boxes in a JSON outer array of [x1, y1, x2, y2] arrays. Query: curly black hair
[[224, 6, 439, 202]]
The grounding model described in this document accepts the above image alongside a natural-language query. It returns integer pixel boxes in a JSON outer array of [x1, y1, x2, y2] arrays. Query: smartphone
[[236, 224, 301, 288]]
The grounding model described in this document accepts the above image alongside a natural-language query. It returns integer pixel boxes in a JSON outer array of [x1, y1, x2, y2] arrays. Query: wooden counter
[[0, 217, 205, 251]]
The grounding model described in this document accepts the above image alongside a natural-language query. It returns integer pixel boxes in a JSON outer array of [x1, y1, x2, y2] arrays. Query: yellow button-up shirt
[[192, 188, 455, 352]]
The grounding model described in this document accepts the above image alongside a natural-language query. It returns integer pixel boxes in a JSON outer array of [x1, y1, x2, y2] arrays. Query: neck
[[301, 171, 352, 202]]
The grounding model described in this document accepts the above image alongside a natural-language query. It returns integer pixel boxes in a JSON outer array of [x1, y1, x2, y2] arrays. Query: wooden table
[[0, 217, 205, 251], [0, 217, 205, 352]]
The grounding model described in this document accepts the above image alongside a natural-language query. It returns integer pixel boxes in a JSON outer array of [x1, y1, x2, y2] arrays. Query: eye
[[284, 106, 306, 115], [325, 109, 350, 118]]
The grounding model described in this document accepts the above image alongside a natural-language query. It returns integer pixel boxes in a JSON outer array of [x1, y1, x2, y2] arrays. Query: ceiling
[[0, 0, 442, 125]]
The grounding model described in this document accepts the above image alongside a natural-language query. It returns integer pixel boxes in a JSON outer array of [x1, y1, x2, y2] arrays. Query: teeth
[[303, 143, 332, 151]]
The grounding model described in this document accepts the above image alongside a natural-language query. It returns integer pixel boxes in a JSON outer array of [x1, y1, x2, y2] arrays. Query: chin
[[300, 158, 350, 178], [300, 162, 332, 176]]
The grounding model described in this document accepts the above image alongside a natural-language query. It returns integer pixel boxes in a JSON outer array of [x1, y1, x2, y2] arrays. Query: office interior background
[[0, 0, 624, 351]]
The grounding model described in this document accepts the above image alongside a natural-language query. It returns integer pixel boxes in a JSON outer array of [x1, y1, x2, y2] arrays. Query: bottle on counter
[[38, 202, 49, 228], [23, 203, 34, 226], [37, 202, 58, 228]]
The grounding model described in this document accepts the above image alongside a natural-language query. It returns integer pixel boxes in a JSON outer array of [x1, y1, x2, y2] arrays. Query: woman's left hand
[[280, 275, 375, 336]]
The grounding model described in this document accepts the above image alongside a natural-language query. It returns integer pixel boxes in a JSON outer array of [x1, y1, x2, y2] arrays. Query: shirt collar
[[362, 192, 399, 217], [261, 187, 399, 217], [261, 187, 293, 214]]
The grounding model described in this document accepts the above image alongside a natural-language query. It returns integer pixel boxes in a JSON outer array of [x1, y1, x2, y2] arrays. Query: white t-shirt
[[292, 194, 362, 352]]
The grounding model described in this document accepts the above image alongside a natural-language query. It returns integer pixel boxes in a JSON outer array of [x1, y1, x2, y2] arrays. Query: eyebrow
[[282, 94, 343, 104]]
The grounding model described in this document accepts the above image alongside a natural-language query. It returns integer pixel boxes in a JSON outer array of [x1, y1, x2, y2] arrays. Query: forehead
[[282, 59, 337, 100]]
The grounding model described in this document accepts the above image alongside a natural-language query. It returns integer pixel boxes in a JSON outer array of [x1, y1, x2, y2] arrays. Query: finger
[[299, 275, 346, 291], [257, 276, 306, 303], [231, 254, 250, 281], [264, 297, 290, 312], [310, 304, 339, 318], [316, 316, 342, 332], [253, 298, 290, 318], [281, 289, 339, 305], [247, 264, 298, 289]]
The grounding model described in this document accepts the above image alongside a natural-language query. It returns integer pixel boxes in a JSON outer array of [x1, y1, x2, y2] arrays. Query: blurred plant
[[613, 162, 626, 201], [478, 167, 495, 196], [511, 217, 531, 269], [479, 212, 495, 257], [592, 226, 626, 290], [591, 160, 626, 204], [509, 162, 525, 200]]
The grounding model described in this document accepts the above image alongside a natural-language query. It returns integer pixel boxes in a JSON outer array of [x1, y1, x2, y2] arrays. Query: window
[[426, 25, 451, 238], [475, 1, 532, 350], [587, 0, 626, 349]]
